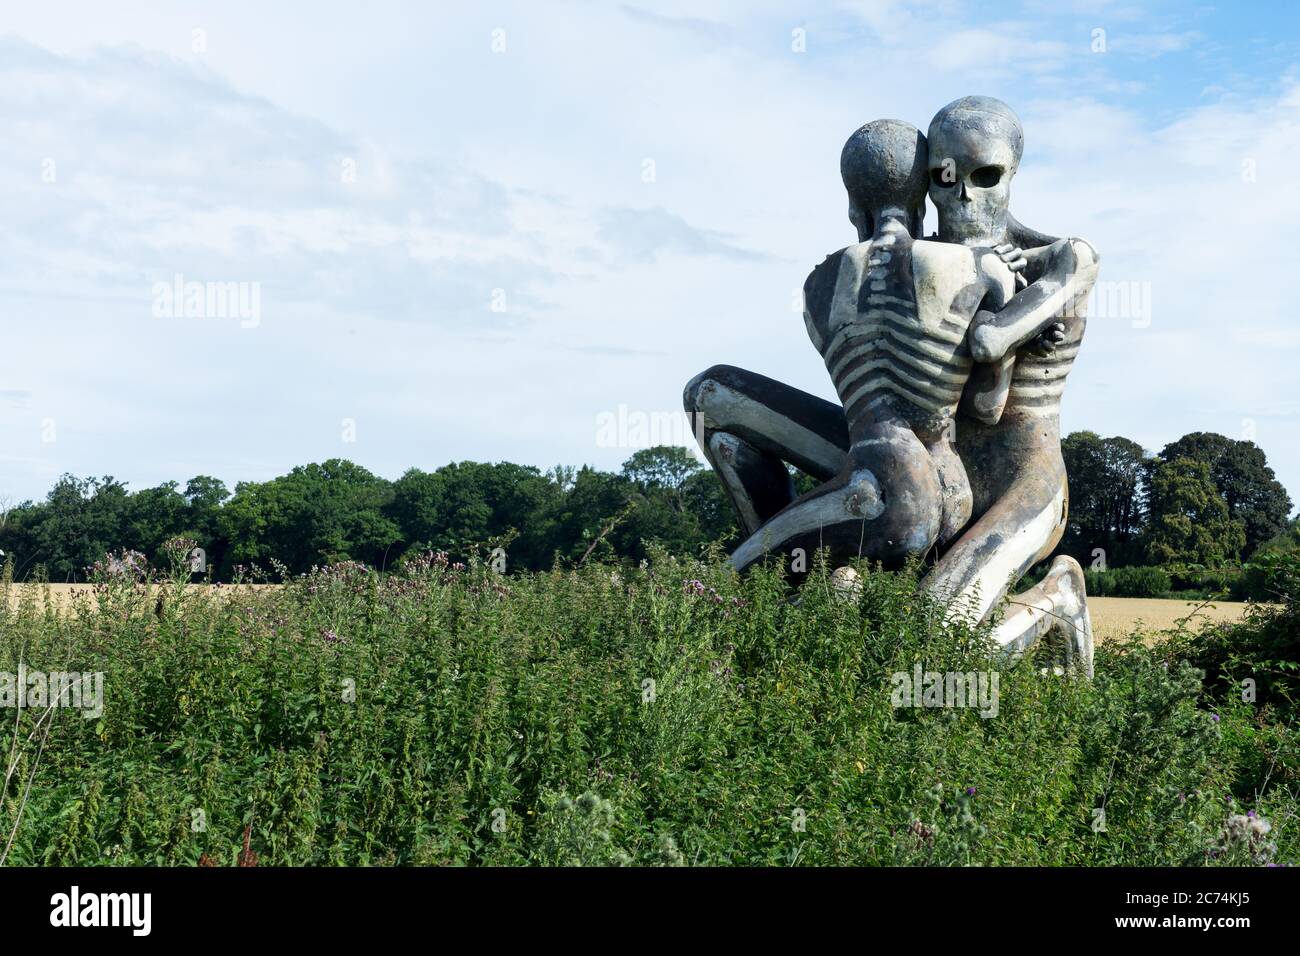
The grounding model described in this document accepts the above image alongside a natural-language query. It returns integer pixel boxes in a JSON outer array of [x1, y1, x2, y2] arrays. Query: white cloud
[[0, 1, 1296, 515]]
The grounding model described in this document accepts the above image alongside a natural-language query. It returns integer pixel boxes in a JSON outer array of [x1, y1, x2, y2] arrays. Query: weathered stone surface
[[683, 96, 1099, 672]]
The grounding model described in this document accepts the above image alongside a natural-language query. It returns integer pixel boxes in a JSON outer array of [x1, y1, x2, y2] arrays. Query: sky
[[1, 0, 1299, 507]]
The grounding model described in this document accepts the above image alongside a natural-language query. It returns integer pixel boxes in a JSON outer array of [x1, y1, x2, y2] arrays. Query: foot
[[989, 555, 1094, 678], [1036, 555, 1093, 678]]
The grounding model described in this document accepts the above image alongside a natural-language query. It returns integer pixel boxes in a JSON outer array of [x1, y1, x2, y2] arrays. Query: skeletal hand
[[1028, 321, 1067, 357], [994, 243, 1027, 273]]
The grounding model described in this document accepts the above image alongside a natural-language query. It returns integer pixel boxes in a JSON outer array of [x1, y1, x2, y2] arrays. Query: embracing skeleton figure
[[684, 97, 1099, 675]]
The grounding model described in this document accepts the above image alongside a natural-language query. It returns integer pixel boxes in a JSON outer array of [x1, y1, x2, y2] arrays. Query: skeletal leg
[[922, 460, 1094, 672], [922, 465, 1068, 627], [988, 555, 1093, 678], [729, 419, 942, 573], [684, 365, 849, 535]]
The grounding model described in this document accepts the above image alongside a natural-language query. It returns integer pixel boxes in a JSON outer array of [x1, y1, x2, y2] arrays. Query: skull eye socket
[[929, 168, 955, 188], [971, 165, 1003, 188]]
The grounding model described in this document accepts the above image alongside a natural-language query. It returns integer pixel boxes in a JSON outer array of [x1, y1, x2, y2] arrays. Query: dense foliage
[[0, 447, 736, 583], [0, 430, 1292, 587], [0, 548, 1293, 866], [1060, 430, 1291, 568]]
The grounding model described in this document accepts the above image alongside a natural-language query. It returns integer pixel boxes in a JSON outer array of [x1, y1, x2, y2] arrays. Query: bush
[[1172, 550, 1300, 714], [1242, 550, 1300, 603], [1162, 550, 1300, 839], [1085, 565, 1172, 598], [1161, 565, 1244, 600], [0, 549, 1290, 866]]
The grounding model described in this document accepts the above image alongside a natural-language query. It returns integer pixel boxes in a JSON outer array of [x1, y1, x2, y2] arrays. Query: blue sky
[[1, 0, 1298, 508]]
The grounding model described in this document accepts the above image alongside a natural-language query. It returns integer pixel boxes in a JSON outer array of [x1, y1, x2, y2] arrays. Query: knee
[[683, 364, 741, 417]]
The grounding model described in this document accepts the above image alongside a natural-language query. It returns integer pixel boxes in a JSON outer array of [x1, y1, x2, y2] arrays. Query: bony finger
[[994, 243, 1012, 254]]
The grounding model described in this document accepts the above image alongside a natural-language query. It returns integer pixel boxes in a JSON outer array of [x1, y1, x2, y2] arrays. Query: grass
[[0, 548, 1293, 866]]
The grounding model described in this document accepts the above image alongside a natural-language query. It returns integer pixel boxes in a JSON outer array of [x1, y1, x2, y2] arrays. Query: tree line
[[0, 431, 1292, 583], [1060, 430, 1293, 569]]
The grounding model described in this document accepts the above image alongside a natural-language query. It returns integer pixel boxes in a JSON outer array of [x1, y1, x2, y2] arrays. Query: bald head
[[840, 119, 928, 241], [927, 96, 1023, 172]]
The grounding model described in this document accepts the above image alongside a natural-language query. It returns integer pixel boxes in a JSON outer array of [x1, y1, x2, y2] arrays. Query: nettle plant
[[0, 546, 1292, 866]]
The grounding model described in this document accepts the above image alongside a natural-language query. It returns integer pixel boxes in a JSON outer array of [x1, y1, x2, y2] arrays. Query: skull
[[926, 96, 1023, 247]]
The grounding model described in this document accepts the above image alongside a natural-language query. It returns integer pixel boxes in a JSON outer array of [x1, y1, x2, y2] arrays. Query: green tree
[[538, 466, 637, 565], [620, 446, 723, 557], [0, 500, 44, 580], [1061, 431, 1150, 565], [220, 460, 399, 575], [388, 461, 561, 569], [19, 476, 132, 581], [1142, 456, 1246, 566], [1255, 516, 1300, 556], [620, 446, 702, 490], [681, 469, 740, 548], [121, 481, 190, 558], [1158, 432, 1292, 557], [184, 476, 231, 573]]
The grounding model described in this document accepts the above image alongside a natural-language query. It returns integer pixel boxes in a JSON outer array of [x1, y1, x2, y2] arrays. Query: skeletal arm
[[967, 238, 1100, 365]]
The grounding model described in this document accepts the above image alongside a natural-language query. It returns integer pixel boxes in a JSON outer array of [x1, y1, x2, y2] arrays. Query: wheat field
[[1088, 596, 1252, 641], [4, 583, 1254, 643]]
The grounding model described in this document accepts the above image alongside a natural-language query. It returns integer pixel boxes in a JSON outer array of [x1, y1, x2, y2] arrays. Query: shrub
[[0, 550, 1290, 866], [1161, 565, 1243, 600], [1085, 565, 1171, 598], [1172, 550, 1300, 714]]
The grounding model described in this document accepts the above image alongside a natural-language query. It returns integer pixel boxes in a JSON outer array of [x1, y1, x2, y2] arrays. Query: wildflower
[[1213, 811, 1276, 865]]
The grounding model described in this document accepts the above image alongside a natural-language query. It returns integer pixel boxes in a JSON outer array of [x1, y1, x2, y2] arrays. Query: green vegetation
[[0, 447, 735, 583], [0, 430, 1292, 586], [1084, 565, 1172, 599], [1061, 430, 1292, 568], [0, 548, 1294, 866]]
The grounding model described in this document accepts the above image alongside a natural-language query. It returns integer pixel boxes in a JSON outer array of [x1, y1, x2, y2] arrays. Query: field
[[1089, 597, 1251, 641], [6, 583, 1256, 643], [0, 556, 1293, 866], [4, 582, 271, 613]]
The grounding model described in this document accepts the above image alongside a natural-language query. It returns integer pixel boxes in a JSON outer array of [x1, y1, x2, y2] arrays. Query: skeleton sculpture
[[684, 97, 1098, 674]]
